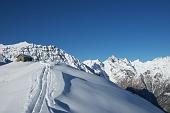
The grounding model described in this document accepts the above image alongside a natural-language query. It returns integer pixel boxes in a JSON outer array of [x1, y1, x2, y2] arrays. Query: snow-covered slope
[[0, 62, 164, 113]]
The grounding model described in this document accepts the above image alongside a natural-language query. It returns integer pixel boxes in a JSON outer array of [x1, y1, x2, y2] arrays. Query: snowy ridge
[[132, 57, 170, 80], [0, 62, 165, 113]]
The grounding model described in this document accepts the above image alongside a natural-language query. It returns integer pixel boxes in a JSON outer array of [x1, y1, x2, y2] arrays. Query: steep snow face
[[83, 59, 107, 77], [103, 55, 137, 84], [0, 42, 92, 73], [0, 62, 164, 113]]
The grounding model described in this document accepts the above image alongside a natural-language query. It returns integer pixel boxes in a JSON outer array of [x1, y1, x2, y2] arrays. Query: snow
[[165, 93, 170, 96], [0, 62, 44, 113], [0, 62, 164, 113], [0, 44, 5, 53], [6, 41, 31, 48], [83, 56, 137, 83], [132, 57, 170, 80], [84, 55, 170, 84], [83, 59, 104, 75]]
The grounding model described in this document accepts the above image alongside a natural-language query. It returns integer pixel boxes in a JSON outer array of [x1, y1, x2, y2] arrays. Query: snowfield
[[0, 62, 164, 113]]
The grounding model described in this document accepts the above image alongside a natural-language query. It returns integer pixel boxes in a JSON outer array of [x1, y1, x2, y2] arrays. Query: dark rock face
[[126, 87, 167, 113], [119, 71, 170, 113]]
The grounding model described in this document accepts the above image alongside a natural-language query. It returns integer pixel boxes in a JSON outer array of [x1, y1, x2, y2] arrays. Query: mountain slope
[[0, 62, 164, 113], [84, 56, 170, 112]]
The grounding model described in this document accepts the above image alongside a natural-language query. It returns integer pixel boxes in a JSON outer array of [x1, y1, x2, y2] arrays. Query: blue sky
[[0, 0, 170, 61]]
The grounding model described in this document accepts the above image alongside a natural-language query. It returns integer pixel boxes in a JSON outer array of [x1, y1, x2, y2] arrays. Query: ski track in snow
[[26, 64, 68, 113], [45, 66, 69, 113], [26, 66, 49, 113]]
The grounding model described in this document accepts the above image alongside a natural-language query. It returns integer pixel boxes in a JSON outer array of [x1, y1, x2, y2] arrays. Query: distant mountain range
[[0, 42, 170, 113]]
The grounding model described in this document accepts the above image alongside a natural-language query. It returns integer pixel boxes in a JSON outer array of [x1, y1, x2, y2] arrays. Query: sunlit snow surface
[[0, 62, 164, 113]]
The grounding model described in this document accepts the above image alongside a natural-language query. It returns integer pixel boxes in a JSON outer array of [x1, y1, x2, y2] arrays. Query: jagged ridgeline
[[84, 56, 170, 113], [0, 42, 170, 113], [0, 42, 79, 63], [0, 42, 92, 73]]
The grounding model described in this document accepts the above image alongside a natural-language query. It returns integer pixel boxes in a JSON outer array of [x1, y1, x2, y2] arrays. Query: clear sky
[[0, 0, 170, 61]]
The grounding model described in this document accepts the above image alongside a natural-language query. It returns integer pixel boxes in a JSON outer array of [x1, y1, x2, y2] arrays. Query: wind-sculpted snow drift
[[0, 42, 169, 113], [0, 62, 165, 113]]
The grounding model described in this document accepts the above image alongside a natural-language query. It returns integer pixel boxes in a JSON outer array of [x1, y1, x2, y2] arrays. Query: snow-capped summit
[[83, 55, 136, 83], [107, 55, 119, 62], [7, 41, 31, 47], [104, 55, 136, 83], [0, 41, 31, 51], [83, 59, 104, 69]]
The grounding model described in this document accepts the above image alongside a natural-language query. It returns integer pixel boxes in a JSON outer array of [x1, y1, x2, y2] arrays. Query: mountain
[[0, 62, 164, 113], [84, 56, 170, 113], [0, 42, 169, 113], [0, 42, 92, 73]]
